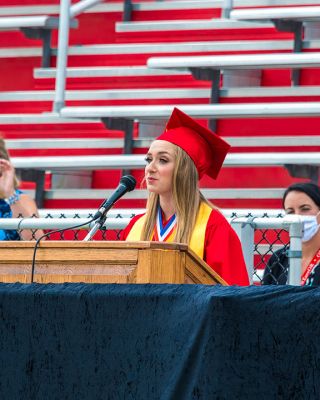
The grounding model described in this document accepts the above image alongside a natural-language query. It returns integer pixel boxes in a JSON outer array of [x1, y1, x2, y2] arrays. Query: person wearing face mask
[[262, 182, 320, 286], [120, 107, 250, 286]]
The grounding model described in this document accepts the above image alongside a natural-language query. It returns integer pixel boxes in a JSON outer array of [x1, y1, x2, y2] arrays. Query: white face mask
[[300, 214, 320, 242]]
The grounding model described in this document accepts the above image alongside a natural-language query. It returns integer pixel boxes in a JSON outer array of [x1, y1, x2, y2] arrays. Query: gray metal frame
[[5, 135, 320, 150], [147, 52, 320, 71], [231, 215, 303, 285], [1, 39, 297, 59], [231, 6, 320, 22], [34, 65, 191, 78], [59, 99, 320, 167], [222, 0, 233, 18], [53, 0, 70, 112], [59, 102, 320, 119], [10, 145, 319, 209], [146, 52, 320, 107], [116, 19, 273, 32], [25, 188, 287, 201], [53, 0, 103, 111], [0, 15, 78, 68], [230, 6, 320, 83], [10, 152, 320, 171]]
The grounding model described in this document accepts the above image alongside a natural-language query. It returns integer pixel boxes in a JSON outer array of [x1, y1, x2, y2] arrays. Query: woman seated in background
[[0, 137, 43, 240], [263, 182, 320, 286], [121, 107, 249, 286]]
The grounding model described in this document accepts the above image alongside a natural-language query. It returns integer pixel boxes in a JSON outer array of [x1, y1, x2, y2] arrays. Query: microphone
[[93, 174, 136, 221]]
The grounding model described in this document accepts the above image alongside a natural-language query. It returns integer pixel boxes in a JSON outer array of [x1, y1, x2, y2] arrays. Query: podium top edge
[[0, 240, 189, 251]]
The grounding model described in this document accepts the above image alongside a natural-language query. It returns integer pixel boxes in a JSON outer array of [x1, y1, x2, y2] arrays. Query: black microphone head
[[120, 175, 136, 192]]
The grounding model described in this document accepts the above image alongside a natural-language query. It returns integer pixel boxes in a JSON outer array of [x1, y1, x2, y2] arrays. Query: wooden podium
[[0, 241, 227, 285]]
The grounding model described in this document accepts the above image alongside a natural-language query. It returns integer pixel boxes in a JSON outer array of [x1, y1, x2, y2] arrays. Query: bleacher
[[0, 0, 319, 277]]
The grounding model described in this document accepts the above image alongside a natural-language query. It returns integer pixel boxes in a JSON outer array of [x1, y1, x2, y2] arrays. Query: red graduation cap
[[157, 107, 230, 180]]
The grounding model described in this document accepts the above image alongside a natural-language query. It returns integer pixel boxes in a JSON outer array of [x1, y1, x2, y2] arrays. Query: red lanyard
[[301, 248, 320, 285]]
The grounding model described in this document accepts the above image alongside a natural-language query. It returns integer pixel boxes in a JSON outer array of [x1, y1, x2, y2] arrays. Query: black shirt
[[262, 246, 320, 286]]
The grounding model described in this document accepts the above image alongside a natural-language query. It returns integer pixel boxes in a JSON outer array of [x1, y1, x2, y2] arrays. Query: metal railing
[[230, 215, 302, 285], [0, 211, 303, 285], [53, 0, 235, 111], [53, 0, 103, 112]]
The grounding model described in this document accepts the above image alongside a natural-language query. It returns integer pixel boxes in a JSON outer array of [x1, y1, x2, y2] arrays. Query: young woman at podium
[[121, 108, 249, 286]]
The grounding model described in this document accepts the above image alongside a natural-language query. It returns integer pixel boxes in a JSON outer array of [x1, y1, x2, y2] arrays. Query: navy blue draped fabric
[[0, 283, 319, 399]]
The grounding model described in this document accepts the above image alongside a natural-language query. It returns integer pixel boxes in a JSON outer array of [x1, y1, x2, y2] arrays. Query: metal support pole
[[285, 164, 320, 185], [230, 219, 255, 284], [209, 70, 221, 132], [53, 0, 71, 113], [222, 0, 234, 19], [123, 0, 133, 22], [101, 117, 135, 176], [286, 218, 303, 285], [21, 28, 52, 68], [17, 169, 46, 208], [190, 68, 221, 132], [274, 20, 303, 86], [292, 22, 303, 86], [41, 29, 52, 68]]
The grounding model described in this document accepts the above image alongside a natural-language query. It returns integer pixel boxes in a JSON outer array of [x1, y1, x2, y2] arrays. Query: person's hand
[[0, 159, 16, 199]]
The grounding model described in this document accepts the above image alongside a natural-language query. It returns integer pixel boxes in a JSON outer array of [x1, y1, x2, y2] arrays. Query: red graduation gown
[[120, 208, 249, 286]]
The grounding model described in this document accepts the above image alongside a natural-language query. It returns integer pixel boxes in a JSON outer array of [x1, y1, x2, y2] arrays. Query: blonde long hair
[[141, 144, 214, 244]]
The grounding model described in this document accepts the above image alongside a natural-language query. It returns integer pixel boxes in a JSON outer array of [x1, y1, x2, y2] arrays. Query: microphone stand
[[83, 213, 107, 241]]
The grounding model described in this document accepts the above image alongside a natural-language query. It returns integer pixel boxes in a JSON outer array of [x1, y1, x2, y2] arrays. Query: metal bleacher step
[[0, 38, 298, 59], [5, 135, 320, 151], [59, 102, 320, 119], [231, 5, 320, 22], [146, 52, 320, 72], [25, 187, 289, 201], [0, 2, 123, 16], [0, 15, 78, 30], [0, 112, 99, 124], [3, 86, 320, 105], [33, 66, 191, 79], [0, 88, 212, 102], [0, 0, 314, 18], [115, 18, 274, 33], [10, 152, 320, 172]]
